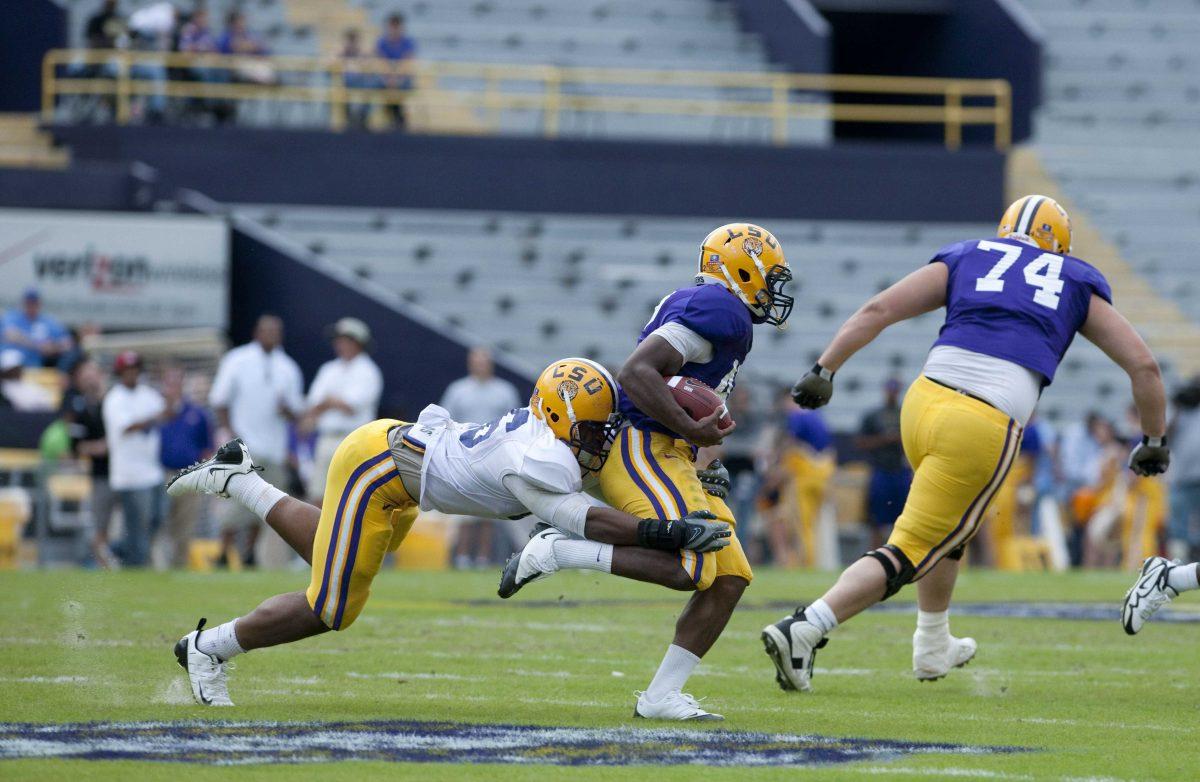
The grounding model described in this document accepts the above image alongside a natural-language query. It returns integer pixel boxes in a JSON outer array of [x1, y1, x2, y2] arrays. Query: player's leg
[[764, 378, 1020, 692], [912, 548, 977, 681], [1122, 555, 1200, 634]]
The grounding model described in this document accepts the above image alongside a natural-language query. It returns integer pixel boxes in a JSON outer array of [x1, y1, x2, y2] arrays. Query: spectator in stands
[[439, 347, 521, 568], [158, 366, 213, 569], [340, 28, 372, 129], [1168, 377, 1200, 561], [375, 13, 416, 129], [102, 351, 166, 568], [858, 378, 911, 549], [179, 5, 217, 52], [209, 314, 304, 568], [86, 0, 128, 50], [0, 349, 55, 411], [303, 318, 382, 506], [2, 288, 73, 368], [62, 358, 118, 568], [178, 6, 233, 124], [127, 1, 178, 124], [218, 11, 269, 56]]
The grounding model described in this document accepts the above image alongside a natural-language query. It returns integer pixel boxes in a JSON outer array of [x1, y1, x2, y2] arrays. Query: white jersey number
[[973, 240, 1063, 311]]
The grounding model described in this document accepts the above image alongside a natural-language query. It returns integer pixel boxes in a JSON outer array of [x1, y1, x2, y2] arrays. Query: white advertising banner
[[0, 209, 229, 329]]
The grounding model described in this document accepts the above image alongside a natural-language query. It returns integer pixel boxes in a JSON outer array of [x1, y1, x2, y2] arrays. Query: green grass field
[[1, 566, 1198, 780]]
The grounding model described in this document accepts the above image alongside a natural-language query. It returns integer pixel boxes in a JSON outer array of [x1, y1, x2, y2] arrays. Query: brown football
[[665, 376, 734, 429]]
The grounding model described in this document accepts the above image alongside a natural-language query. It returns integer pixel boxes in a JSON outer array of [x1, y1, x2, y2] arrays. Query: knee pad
[[944, 544, 966, 562], [861, 544, 915, 600]]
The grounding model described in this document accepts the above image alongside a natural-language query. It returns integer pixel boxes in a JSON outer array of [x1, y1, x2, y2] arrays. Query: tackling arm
[[617, 336, 730, 447]]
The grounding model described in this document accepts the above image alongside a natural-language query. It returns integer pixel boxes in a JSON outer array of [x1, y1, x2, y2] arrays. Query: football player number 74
[[973, 240, 1064, 310]]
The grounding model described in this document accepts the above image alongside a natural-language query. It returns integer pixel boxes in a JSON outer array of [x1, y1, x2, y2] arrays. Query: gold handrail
[[41, 49, 1011, 150]]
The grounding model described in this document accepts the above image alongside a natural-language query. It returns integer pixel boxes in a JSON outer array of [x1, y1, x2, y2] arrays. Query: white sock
[[196, 619, 245, 661], [226, 472, 286, 522], [804, 598, 839, 636], [1168, 562, 1200, 594], [916, 609, 951, 638], [644, 644, 700, 702], [551, 539, 613, 573]]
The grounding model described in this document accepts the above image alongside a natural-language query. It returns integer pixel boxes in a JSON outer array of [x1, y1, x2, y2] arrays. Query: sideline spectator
[[209, 314, 303, 568], [158, 366, 213, 569], [858, 378, 911, 549], [86, 0, 128, 49], [303, 318, 382, 505], [62, 358, 118, 568], [340, 28, 372, 129], [783, 405, 836, 568], [1059, 411, 1107, 566], [102, 351, 166, 568], [375, 13, 416, 128], [439, 347, 520, 568], [0, 349, 55, 411], [1168, 377, 1200, 561], [2, 288, 73, 368], [711, 384, 766, 549]]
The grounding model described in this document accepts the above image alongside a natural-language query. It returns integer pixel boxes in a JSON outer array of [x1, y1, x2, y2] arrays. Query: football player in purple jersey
[[762, 195, 1169, 692]]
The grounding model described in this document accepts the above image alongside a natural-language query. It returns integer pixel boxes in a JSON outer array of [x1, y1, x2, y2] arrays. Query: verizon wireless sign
[[0, 209, 229, 328]]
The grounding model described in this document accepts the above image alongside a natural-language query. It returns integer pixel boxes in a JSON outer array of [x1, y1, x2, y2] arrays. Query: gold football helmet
[[998, 194, 1072, 254], [530, 357, 623, 475], [696, 222, 793, 328]]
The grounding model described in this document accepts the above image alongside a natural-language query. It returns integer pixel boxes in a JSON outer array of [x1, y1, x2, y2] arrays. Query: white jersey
[[411, 403, 584, 519]]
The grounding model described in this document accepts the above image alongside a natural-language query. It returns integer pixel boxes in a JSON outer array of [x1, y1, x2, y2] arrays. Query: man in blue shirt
[[2, 288, 73, 368], [375, 13, 416, 128], [159, 366, 213, 568]]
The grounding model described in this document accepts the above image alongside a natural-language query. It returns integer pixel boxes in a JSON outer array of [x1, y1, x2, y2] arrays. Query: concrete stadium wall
[[53, 125, 1006, 222], [0, 162, 161, 211], [0, 0, 65, 112], [730, 0, 831, 74]]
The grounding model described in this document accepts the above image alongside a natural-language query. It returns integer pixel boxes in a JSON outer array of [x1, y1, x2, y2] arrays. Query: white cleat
[[166, 439, 261, 498], [497, 526, 563, 599], [633, 690, 723, 721], [913, 633, 977, 681], [173, 618, 234, 706], [1122, 556, 1178, 635], [761, 607, 828, 693]]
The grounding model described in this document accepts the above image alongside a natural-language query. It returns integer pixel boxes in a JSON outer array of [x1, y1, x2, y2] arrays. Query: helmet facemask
[[568, 413, 623, 475], [761, 265, 794, 327]]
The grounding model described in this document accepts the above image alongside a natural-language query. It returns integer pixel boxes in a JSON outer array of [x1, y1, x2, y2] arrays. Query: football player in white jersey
[[166, 357, 730, 706]]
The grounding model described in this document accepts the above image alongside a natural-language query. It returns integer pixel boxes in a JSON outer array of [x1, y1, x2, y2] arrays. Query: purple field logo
[[0, 720, 1023, 766]]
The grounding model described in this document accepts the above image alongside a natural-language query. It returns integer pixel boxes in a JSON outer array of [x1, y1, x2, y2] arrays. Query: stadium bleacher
[[1023, 0, 1200, 326], [236, 204, 1133, 429]]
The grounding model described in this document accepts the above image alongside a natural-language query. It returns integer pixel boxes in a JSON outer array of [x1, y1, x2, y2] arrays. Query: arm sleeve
[[518, 434, 584, 494], [501, 474, 592, 537], [208, 354, 234, 408], [285, 362, 306, 414], [928, 241, 966, 269], [1084, 266, 1113, 305], [305, 364, 329, 406], [671, 293, 746, 350], [648, 322, 714, 364], [102, 394, 128, 442]]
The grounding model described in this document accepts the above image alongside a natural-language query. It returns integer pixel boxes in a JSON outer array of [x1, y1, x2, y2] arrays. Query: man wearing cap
[[302, 318, 382, 505], [1, 288, 74, 368], [858, 378, 913, 550], [102, 351, 168, 567], [0, 348, 55, 411], [209, 315, 304, 567]]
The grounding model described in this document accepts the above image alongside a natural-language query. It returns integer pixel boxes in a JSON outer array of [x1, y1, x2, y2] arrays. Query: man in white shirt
[[0, 348, 55, 411], [209, 315, 305, 567], [302, 318, 383, 505], [102, 351, 167, 567], [438, 347, 521, 568]]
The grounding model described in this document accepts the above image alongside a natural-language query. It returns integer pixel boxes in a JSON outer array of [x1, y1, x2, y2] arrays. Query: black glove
[[637, 510, 732, 553], [1128, 435, 1170, 477], [696, 459, 731, 499], [792, 363, 835, 409]]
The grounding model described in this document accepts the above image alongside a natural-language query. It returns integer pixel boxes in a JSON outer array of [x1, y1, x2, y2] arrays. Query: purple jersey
[[621, 284, 753, 437], [931, 238, 1112, 384]]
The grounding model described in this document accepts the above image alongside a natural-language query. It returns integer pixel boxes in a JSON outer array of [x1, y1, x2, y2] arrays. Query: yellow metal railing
[[42, 49, 1011, 150]]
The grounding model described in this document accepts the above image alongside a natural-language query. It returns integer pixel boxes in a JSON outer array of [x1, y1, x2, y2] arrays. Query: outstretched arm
[[817, 263, 949, 372], [1079, 295, 1166, 438]]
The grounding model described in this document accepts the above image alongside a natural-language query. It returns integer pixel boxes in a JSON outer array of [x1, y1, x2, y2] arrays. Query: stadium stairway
[[0, 114, 69, 169], [1009, 147, 1200, 378], [1020, 0, 1200, 346]]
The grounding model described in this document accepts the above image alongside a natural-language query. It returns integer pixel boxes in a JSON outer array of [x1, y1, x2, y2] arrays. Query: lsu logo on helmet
[[530, 357, 623, 475], [696, 222, 793, 328], [998, 194, 1072, 254]]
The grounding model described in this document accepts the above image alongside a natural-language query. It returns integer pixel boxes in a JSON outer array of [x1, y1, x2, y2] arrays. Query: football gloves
[[1128, 435, 1170, 477], [792, 363, 835, 409], [637, 510, 731, 553], [696, 459, 731, 499]]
